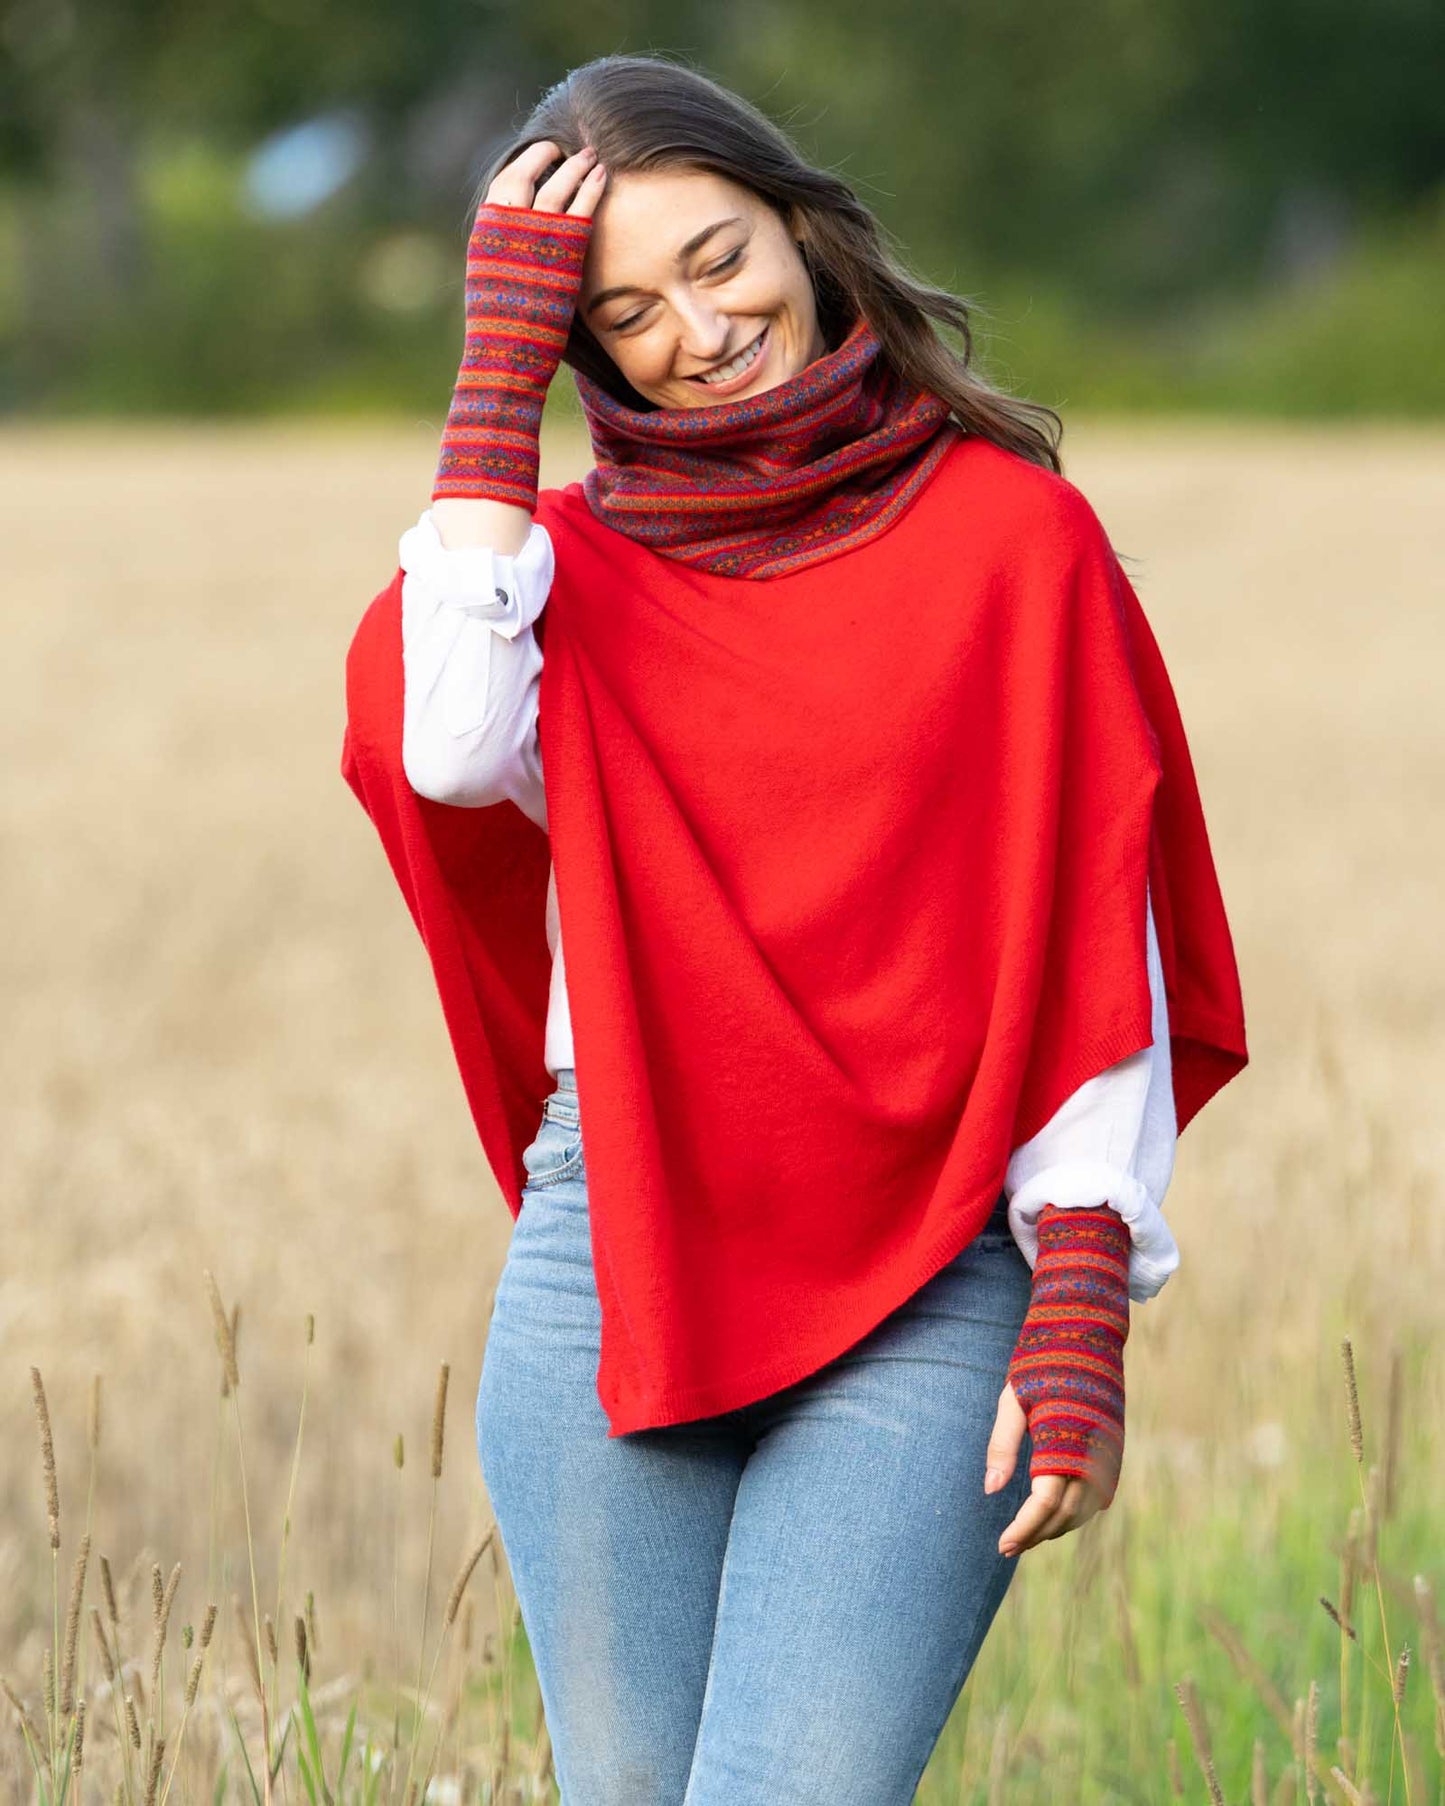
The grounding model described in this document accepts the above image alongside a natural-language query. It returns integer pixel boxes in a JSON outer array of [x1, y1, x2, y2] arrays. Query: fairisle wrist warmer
[[432, 203, 593, 511], [1007, 1203, 1131, 1503]]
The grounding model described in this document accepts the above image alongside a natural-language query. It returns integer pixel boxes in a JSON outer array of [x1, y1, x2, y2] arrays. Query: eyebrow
[[585, 216, 747, 316]]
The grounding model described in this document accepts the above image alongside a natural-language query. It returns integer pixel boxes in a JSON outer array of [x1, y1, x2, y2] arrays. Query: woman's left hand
[[983, 1379, 1109, 1556], [982, 1201, 1133, 1556]]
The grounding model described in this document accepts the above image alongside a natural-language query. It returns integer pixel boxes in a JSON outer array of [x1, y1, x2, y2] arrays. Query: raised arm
[[400, 140, 606, 815], [430, 137, 604, 547]]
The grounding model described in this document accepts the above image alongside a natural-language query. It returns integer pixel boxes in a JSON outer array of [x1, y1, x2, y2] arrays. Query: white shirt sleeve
[[1004, 880, 1179, 1302], [398, 507, 554, 831]]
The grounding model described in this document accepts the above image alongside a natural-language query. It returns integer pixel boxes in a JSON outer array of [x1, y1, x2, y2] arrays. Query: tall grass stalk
[[206, 1269, 274, 1805]]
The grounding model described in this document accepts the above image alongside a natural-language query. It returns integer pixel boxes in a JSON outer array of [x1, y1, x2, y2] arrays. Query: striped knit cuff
[[433, 203, 594, 511], [1007, 1203, 1131, 1503]]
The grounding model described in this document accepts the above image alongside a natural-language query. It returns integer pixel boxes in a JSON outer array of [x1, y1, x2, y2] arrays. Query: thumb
[[984, 1381, 1027, 1495]]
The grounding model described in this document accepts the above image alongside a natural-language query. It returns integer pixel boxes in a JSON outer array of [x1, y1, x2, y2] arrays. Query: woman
[[342, 53, 1248, 1805]]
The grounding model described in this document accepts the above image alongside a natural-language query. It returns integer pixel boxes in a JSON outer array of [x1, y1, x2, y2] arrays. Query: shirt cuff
[[1006, 1161, 1180, 1303], [397, 509, 555, 639]]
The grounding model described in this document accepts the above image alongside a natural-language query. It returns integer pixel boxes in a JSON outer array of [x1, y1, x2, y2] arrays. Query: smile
[[690, 326, 769, 390]]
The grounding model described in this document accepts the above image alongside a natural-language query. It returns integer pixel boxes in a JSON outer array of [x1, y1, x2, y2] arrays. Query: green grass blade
[[224, 1701, 263, 1806], [336, 1698, 358, 1791], [296, 1737, 319, 1805], [269, 1705, 294, 1783]]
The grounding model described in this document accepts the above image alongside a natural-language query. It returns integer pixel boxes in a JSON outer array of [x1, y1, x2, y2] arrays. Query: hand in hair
[[432, 140, 608, 517]]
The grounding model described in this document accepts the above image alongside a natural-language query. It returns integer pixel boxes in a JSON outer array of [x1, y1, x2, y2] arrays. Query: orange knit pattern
[[1008, 1204, 1131, 1503], [433, 203, 594, 510]]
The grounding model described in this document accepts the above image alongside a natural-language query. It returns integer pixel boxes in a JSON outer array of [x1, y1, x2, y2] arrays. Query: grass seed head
[[151, 1564, 180, 1686], [143, 1734, 165, 1806], [1173, 1677, 1226, 1806], [2, 1673, 50, 1768], [1320, 1595, 1359, 1642], [30, 1366, 60, 1550], [1341, 1338, 1363, 1464], [431, 1361, 450, 1479], [91, 1608, 116, 1684], [445, 1527, 496, 1627], [204, 1272, 240, 1392], [60, 1531, 91, 1717], [100, 1554, 119, 1628]]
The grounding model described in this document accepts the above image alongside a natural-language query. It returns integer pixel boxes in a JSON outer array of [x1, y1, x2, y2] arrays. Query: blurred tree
[[1, 0, 1440, 411]]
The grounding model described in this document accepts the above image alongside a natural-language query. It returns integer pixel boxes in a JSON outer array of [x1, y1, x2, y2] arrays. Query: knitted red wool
[[432, 202, 593, 510], [1008, 1204, 1131, 1503], [574, 312, 962, 578]]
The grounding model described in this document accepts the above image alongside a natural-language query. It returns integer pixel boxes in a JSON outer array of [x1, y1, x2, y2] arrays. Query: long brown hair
[[469, 53, 1063, 473]]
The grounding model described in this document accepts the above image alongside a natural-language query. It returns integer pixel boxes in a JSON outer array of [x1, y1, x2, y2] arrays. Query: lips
[[688, 325, 769, 394]]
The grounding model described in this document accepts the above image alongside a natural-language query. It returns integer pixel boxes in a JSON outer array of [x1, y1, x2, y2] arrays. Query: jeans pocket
[[520, 1111, 584, 1189]]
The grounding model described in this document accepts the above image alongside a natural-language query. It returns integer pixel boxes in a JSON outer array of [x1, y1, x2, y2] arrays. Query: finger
[[1035, 1478, 1093, 1542], [983, 1383, 1027, 1496], [998, 1475, 1065, 1557], [1082, 1439, 1122, 1506], [486, 140, 567, 208], [534, 146, 602, 214], [565, 161, 608, 220]]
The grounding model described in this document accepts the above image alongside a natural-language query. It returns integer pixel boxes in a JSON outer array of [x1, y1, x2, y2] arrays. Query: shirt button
[[494, 586, 508, 606]]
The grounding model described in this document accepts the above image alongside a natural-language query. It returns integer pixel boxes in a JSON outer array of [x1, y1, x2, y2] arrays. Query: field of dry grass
[[1, 419, 1441, 1801]]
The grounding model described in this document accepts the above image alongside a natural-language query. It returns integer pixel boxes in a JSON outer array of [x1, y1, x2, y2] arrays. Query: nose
[[672, 295, 731, 370]]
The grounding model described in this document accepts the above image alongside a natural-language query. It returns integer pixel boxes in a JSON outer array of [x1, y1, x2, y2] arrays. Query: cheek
[[614, 337, 675, 388]]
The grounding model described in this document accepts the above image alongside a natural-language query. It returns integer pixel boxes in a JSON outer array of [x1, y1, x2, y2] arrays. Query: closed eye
[[608, 248, 746, 332]]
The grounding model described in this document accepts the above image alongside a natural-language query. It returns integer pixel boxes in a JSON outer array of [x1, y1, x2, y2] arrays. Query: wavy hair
[[469, 53, 1063, 473]]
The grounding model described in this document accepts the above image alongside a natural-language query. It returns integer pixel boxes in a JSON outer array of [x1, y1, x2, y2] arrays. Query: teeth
[[699, 330, 765, 384]]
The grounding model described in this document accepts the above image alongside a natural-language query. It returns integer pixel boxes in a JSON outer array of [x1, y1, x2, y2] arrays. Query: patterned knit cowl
[[573, 313, 963, 580]]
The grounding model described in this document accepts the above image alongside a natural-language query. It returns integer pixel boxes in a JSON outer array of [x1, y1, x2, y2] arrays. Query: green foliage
[[0, 0, 1441, 416]]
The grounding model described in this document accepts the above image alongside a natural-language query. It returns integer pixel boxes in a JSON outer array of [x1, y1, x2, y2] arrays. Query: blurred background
[[3, 0, 1444, 417], [2, 7, 1443, 1803]]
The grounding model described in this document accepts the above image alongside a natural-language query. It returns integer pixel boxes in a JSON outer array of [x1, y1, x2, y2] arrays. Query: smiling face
[[578, 167, 829, 410]]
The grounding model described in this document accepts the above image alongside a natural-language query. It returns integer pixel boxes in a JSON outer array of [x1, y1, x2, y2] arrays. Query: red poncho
[[341, 433, 1248, 1434]]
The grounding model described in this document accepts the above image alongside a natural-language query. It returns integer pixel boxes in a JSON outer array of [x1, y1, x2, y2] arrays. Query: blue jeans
[[475, 1066, 1034, 1806]]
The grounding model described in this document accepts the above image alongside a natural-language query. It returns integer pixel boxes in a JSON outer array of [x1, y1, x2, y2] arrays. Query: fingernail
[[984, 1467, 1001, 1493]]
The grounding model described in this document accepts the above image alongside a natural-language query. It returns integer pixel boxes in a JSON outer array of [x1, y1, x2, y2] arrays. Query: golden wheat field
[[1, 419, 1441, 1803]]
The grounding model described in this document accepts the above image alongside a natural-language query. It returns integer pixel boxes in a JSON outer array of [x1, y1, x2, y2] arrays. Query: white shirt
[[396, 507, 1180, 1300]]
